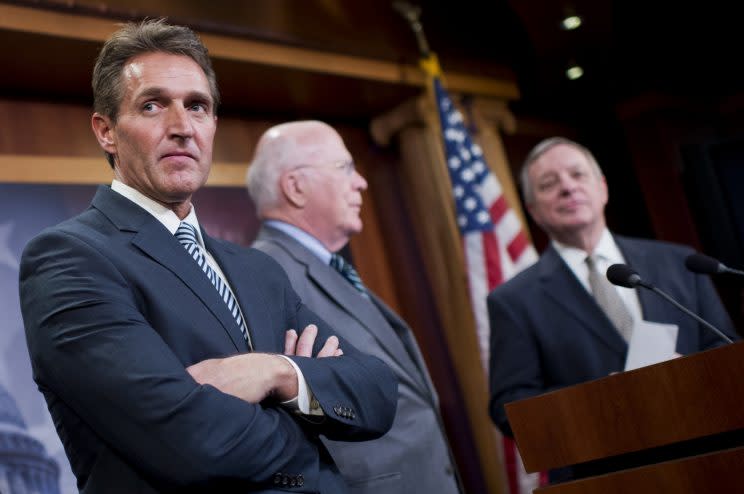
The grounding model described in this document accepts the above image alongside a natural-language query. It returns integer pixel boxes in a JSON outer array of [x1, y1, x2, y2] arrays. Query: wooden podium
[[505, 341, 744, 493]]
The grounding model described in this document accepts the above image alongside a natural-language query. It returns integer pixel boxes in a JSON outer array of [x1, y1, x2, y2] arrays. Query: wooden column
[[371, 95, 508, 494], [468, 97, 531, 239]]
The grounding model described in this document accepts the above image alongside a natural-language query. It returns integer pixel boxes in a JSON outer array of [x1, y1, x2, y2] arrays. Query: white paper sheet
[[624, 320, 679, 371]]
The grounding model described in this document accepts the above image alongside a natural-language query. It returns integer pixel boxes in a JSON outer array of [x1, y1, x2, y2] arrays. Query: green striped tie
[[330, 253, 369, 299]]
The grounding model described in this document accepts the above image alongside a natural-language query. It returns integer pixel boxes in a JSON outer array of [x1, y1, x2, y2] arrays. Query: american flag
[[432, 77, 542, 494]]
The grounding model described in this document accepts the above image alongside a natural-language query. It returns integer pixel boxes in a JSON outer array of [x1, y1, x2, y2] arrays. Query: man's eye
[[539, 181, 556, 191]]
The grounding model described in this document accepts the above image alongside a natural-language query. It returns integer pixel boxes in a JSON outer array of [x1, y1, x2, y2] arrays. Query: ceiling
[[505, 1, 743, 124], [2, 0, 742, 129]]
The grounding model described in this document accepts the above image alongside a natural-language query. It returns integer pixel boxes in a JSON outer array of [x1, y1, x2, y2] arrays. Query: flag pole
[[392, 1, 430, 57], [392, 4, 512, 494]]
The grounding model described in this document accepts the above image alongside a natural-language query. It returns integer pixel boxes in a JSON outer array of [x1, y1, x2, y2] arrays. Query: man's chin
[[547, 219, 593, 235], [347, 221, 364, 236], [162, 177, 208, 197]]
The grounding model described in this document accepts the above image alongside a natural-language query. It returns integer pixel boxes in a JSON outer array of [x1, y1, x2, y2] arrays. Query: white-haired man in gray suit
[[247, 120, 462, 494]]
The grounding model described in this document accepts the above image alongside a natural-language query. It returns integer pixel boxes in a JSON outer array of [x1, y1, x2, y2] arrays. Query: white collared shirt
[[110, 180, 318, 414], [265, 219, 332, 264], [111, 180, 235, 297], [552, 229, 643, 323]]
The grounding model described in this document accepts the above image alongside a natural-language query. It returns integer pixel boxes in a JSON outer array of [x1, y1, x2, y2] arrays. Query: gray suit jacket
[[253, 225, 461, 494]]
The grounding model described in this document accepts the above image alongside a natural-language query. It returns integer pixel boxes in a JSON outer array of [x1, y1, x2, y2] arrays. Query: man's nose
[[167, 105, 195, 139], [558, 174, 577, 194], [353, 170, 368, 191]]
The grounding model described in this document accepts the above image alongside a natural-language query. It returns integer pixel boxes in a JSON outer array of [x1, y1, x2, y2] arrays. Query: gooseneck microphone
[[606, 264, 733, 344], [685, 253, 744, 277], [605, 264, 643, 288]]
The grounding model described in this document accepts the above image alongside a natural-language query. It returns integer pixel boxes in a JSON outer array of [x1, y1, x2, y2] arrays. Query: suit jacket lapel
[[370, 293, 440, 401], [259, 226, 430, 392], [206, 236, 277, 352], [305, 258, 430, 386], [615, 236, 664, 322], [539, 245, 627, 354], [91, 186, 247, 352]]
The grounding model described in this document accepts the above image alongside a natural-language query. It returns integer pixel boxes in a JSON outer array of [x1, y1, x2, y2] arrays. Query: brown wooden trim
[[0, 155, 246, 186], [536, 447, 744, 494], [0, 3, 519, 100], [373, 93, 509, 493], [0, 2, 114, 41]]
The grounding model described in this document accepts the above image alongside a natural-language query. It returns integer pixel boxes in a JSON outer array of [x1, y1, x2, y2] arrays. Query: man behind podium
[[19, 20, 396, 493], [247, 121, 462, 494], [488, 137, 737, 438]]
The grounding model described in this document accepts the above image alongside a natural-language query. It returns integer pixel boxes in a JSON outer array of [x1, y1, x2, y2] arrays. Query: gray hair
[[92, 18, 220, 168], [519, 137, 603, 204], [245, 122, 321, 216], [245, 142, 290, 216]]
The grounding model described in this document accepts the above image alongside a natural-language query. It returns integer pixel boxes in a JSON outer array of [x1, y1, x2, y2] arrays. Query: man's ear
[[600, 175, 609, 206], [525, 201, 541, 227], [280, 170, 307, 208], [91, 113, 117, 154]]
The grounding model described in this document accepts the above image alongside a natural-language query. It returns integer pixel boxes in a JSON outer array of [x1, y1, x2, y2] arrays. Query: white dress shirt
[[552, 228, 643, 324], [110, 180, 317, 414], [265, 220, 332, 264]]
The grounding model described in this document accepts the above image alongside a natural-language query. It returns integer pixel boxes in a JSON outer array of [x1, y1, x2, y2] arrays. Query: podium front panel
[[506, 342, 744, 472]]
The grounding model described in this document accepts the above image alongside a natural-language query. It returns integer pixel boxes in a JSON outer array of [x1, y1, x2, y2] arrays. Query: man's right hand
[[186, 324, 342, 404], [284, 324, 343, 358], [186, 352, 296, 403]]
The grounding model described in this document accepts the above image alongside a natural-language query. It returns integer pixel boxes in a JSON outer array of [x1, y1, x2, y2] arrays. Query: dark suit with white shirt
[[488, 234, 737, 436], [19, 185, 397, 493]]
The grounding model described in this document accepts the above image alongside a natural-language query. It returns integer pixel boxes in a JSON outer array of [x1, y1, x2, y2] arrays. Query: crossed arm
[[186, 324, 343, 403], [20, 227, 397, 487]]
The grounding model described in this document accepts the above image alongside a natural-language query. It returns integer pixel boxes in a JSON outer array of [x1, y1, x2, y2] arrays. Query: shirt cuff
[[278, 355, 323, 416]]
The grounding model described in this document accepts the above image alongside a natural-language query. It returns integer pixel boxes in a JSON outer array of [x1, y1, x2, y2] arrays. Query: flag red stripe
[[489, 195, 508, 223], [503, 437, 520, 494], [507, 230, 529, 262], [482, 232, 503, 291], [540, 471, 550, 487]]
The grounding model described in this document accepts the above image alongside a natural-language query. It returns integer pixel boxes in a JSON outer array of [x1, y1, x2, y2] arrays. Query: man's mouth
[[162, 151, 196, 161]]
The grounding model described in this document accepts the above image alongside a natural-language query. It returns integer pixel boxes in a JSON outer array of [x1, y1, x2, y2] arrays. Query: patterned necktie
[[330, 253, 369, 298], [586, 254, 634, 343], [175, 222, 251, 347]]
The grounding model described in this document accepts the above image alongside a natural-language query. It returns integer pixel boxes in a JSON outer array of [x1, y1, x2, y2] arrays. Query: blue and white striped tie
[[175, 222, 251, 346], [330, 253, 369, 299]]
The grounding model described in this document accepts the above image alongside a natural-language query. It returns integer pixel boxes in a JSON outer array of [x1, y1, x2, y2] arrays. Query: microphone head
[[606, 264, 643, 288], [685, 253, 724, 274]]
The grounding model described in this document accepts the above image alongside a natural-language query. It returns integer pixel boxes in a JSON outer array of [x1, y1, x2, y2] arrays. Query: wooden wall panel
[[0, 3, 519, 489]]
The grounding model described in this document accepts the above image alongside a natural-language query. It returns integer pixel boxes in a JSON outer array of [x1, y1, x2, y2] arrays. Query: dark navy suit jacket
[[19, 185, 397, 493], [488, 235, 737, 436]]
